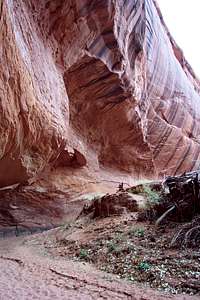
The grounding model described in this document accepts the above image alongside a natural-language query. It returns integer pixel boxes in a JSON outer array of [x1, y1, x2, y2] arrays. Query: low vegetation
[[46, 217, 200, 296], [44, 173, 200, 296]]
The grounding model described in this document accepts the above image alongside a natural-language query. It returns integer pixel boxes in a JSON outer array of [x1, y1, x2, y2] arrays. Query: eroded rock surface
[[1, 0, 200, 188], [81, 192, 139, 218], [1, 0, 200, 227]]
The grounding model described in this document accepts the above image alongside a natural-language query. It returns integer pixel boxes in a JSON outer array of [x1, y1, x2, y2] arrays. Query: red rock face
[[1, 0, 200, 189]]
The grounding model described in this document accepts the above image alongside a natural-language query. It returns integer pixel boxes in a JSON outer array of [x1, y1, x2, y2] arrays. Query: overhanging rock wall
[[1, 0, 200, 188]]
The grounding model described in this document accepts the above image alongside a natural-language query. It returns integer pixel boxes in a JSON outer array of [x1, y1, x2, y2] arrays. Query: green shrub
[[143, 186, 160, 205], [128, 227, 145, 238], [138, 261, 151, 271], [107, 241, 118, 253], [135, 228, 145, 237], [79, 248, 89, 260]]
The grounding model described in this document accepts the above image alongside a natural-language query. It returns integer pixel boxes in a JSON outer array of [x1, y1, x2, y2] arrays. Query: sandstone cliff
[[1, 0, 200, 191]]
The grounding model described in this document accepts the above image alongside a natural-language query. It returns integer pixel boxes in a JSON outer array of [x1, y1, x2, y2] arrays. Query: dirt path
[[0, 235, 198, 300]]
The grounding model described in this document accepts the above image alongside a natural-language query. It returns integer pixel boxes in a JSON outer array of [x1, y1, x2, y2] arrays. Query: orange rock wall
[[1, 0, 200, 188]]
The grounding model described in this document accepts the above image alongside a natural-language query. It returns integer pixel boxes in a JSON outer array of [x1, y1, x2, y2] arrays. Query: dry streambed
[[42, 215, 200, 297]]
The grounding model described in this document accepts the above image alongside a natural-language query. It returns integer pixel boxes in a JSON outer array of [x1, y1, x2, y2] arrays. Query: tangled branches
[[138, 170, 200, 224], [171, 216, 200, 248]]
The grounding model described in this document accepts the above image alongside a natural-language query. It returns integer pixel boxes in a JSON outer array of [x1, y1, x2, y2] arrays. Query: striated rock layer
[[1, 0, 200, 193]]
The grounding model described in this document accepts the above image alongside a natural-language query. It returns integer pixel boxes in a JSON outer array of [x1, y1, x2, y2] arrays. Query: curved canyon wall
[[1, 0, 200, 189]]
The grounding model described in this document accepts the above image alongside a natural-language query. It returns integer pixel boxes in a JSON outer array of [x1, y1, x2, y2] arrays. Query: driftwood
[[163, 170, 200, 221], [170, 216, 200, 248], [155, 205, 176, 226], [135, 170, 200, 247], [138, 170, 200, 225], [155, 170, 200, 247]]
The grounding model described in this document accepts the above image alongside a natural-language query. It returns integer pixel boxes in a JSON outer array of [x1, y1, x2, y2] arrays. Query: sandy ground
[[0, 233, 199, 300]]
